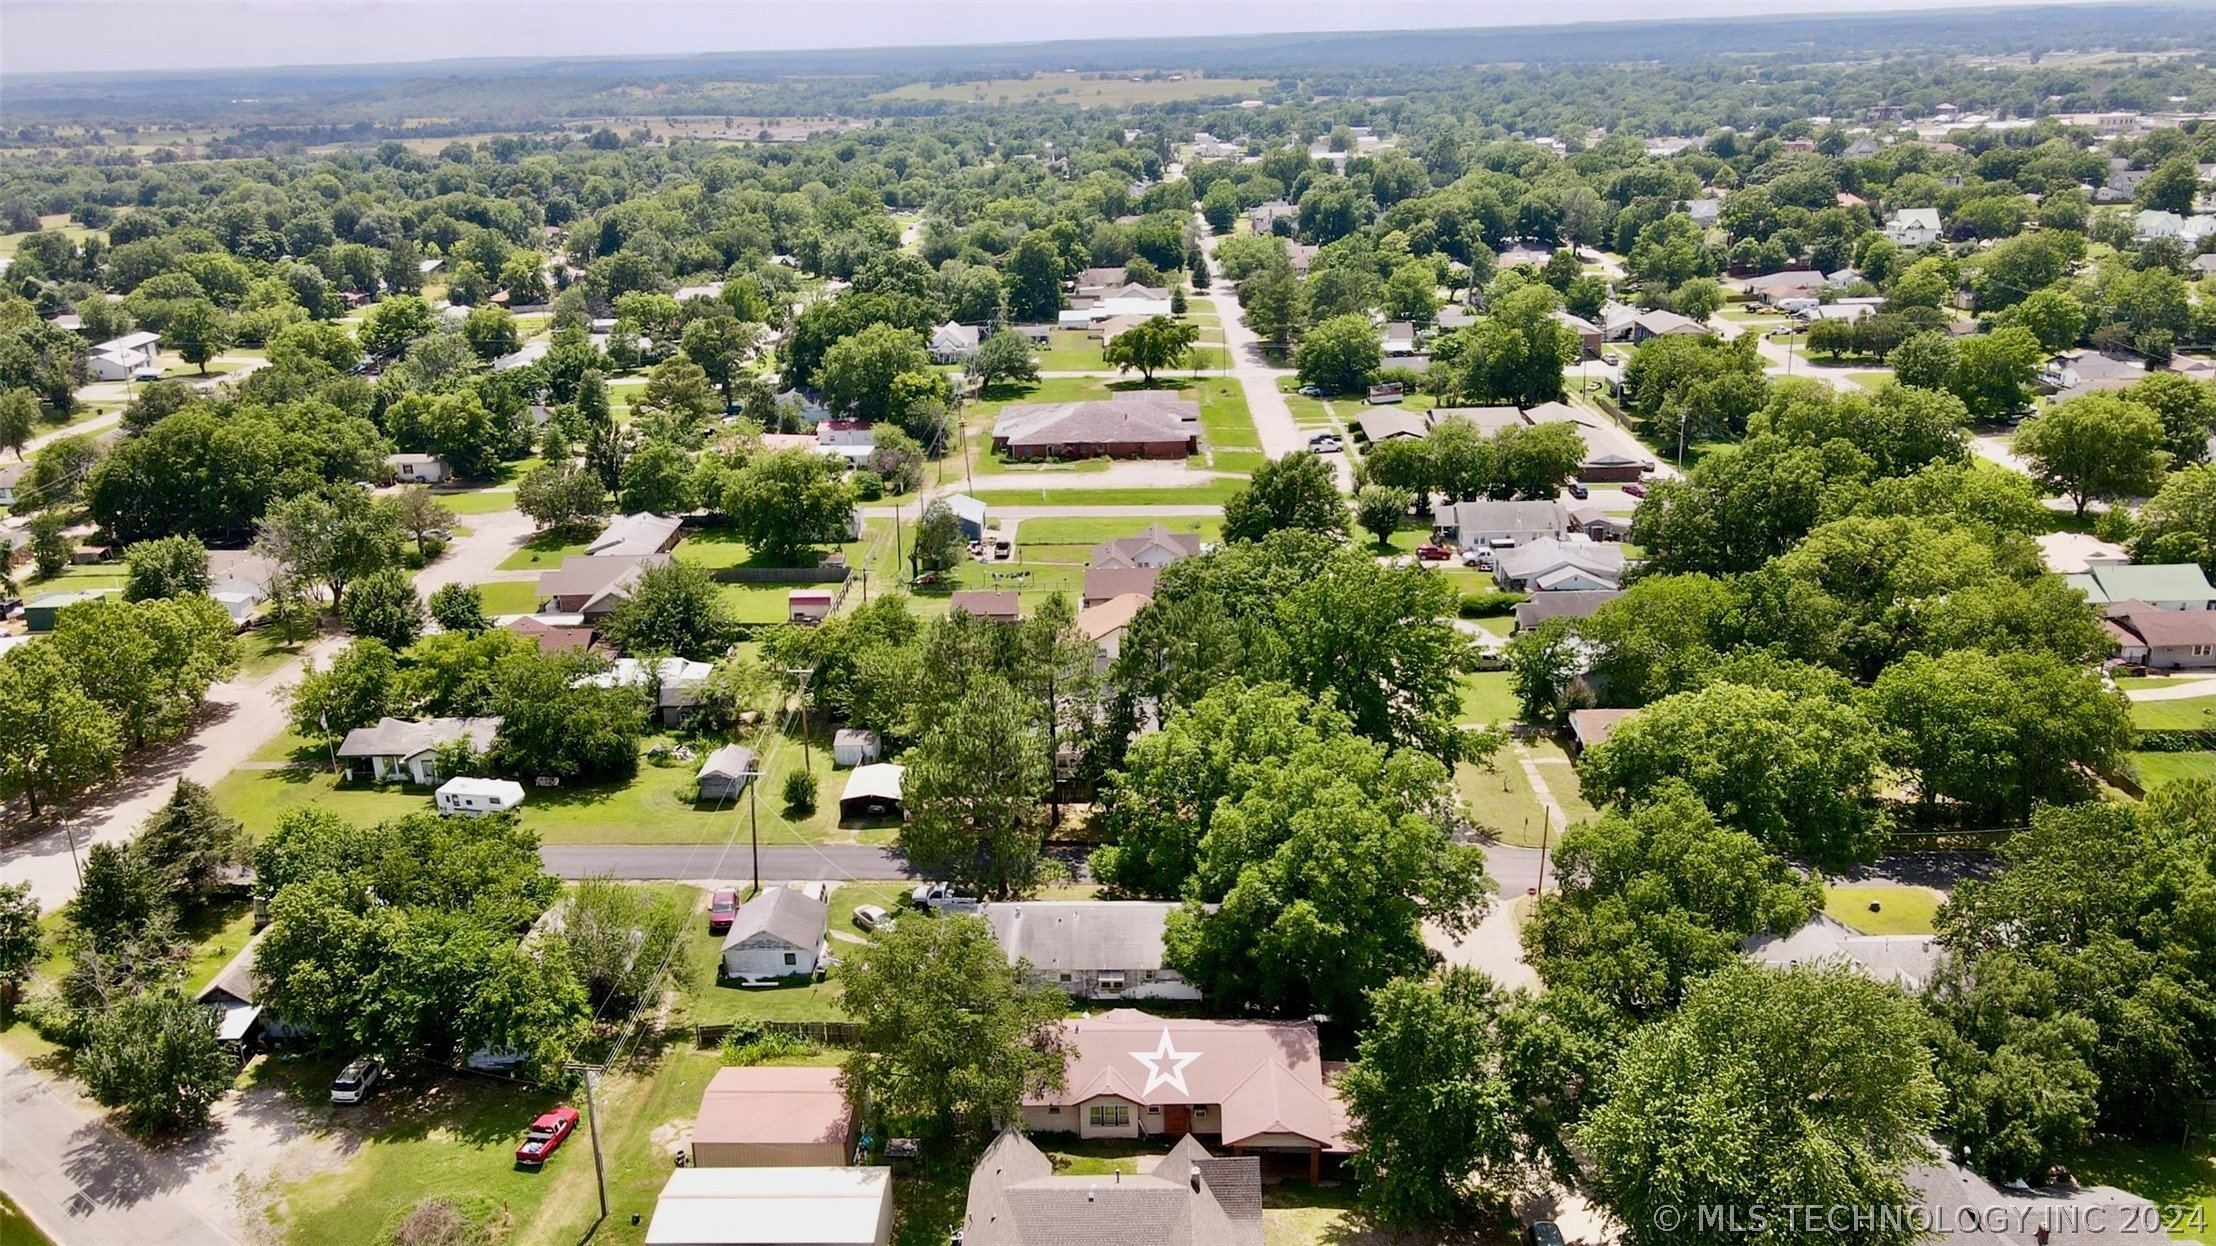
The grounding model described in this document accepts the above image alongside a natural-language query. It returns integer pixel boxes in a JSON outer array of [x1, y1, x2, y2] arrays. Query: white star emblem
[[1129, 1027, 1200, 1096]]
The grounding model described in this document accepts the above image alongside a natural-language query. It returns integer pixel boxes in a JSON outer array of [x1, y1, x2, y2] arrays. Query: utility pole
[[1535, 809, 1552, 897], [568, 1063, 610, 1222], [60, 812, 81, 886], [748, 771, 761, 895], [783, 668, 815, 772]]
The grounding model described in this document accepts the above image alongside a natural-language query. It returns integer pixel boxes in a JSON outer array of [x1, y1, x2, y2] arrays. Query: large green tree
[[1293, 313, 1382, 395], [599, 560, 734, 660], [898, 676, 1050, 900], [721, 447, 854, 564], [78, 990, 238, 1131], [2012, 391, 2169, 517], [1221, 452, 1342, 543], [1103, 316, 1200, 383]]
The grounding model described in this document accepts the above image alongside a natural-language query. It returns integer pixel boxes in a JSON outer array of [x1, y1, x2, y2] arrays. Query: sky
[[0, 0, 2116, 75]]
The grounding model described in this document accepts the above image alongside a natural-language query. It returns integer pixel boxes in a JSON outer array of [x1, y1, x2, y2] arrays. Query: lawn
[[0, 1192, 56, 1246], [1010, 516, 1220, 546], [428, 488, 518, 516], [476, 579, 540, 615], [965, 480, 1247, 508], [180, 900, 258, 994], [1846, 370, 1895, 390], [2069, 1133, 2216, 1246], [238, 626, 316, 679], [676, 881, 909, 1027], [2133, 751, 2215, 790], [1457, 751, 1550, 848], [1823, 885, 1941, 935], [1455, 671, 1521, 726], [497, 532, 589, 572], [2130, 695, 2216, 732]]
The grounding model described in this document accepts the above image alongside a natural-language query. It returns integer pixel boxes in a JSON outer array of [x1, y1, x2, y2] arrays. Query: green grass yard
[[1846, 370, 1895, 390], [1010, 516, 1220, 546], [2069, 1134, 2216, 1246], [2130, 696, 2216, 732], [1455, 671, 1521, 726], [1823, 885, 1941, 935], [965, 480, 1246, 508], [0, 1193, 56, 1246], [497, 533, 589, 572], [476, 580, 539, 615], [428, 488, 518, 516], [2133, 751, 2216, 789]]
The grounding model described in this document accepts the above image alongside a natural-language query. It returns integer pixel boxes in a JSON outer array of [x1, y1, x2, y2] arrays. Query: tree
[[1003, 232, 1065, 324], [970, 330, 1039, 390], [1946, 325, 2044, 421], [634, 355, 720, 441], [2013, 392, 2168, 517], [1293, 313, 1381, 394], [428, 582, 490, 633], [1578, 680, 1887, 867], [1523, 784, 1821, 1017], [68, 841, 170, 947], [254, 483, 403, 614], [865, 425, 927, 495], [134, 779, 246, 913], [555, 875, 687, 1012], [0, 387, 40, 460], [43, 594, 237, 750], [600, 561, 733, 660], [515, 460, 609, 534], [78, 990, 237, 1131], [1201, 180, 1239, 233], [489, 652, 645, 782], [1669, 277, 1724, 322], [1238, 267, 1302, 349], [1491, 422, 1585, 500], [839, 914, 1066, 1142], [1354, 484, 1410, 547], [2126, 372, 2216, 467], [392, 487, 456, 560], [165, 298, 232, 374], [28, 510, 70, 578], [1505, 617, 1581, 726], [1102, 316, 1200, 383], [0, 882, 39, 1011], [899, 677, 1049, 899], [1340, 969, 1521, 1228], [357, 294, 434, 358], [721, 447, 854, 564], [1887, 329, 1958, 391], [2135, 157, 2201, 215], [681, 316, 759, 404], [819, 323, 932, 422], [288, 639, 401, 741], [1580, 964, 1942, 1246], [122, 534, 210, 601], [1222, 453, 1341, 543], [459, 305, 519, 361], [341, 567, 425, 649], [618, 439, 696, 515]]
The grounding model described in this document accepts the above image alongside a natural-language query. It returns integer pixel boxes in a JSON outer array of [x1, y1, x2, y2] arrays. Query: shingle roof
[[950, 590, 1020, 620], [1448, 500, 1565, 536], [1091, 524, 1201, 569], [1037, 1009, 1349, 1151], [992, 395, 1200, 449], [1496, 538, 1624, 583], [963, 1130, 1262, 1246], [1075, 594, 1150, 641], [586, 512, 683, 557], [537, 554, 669, 606], [335, 716, 501, 759], [1356, 410, 1432, 442], [721, 886, 827, 954], [982, 902, 1178, 974], [1513, 590, 1622, 630], [1084, 567, 1160, 602], [2105, 602, 2216, 649]]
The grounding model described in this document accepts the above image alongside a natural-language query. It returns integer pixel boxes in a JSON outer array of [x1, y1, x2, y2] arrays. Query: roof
[[507, 615, 596, 654], [993, 395, 1199, 449], [1907, 1153, 2160, 1244], [538, 554, 669, 605], [1569, 708, 1639, 751], [1447, 499, 1565, 535], [1521, 400, 1587, 426], [1356, 410, 1433, 442], [2066, 563, 2216, 605], [950, 590, 1020, 619], [2105, 601, 2216, 649], [1633, 309, 1707, 336], [840, 763, 905, 805], [1432, 405, 1525, 434], [1084, 567, 1160, 602], [645, 1167, 890, 1246], [96, 330, 161, 353], [197, 929, 268, 1008], [436, 777, 524, 800], [2033, 531, 2130, 574], [1091, 524, 1202, 569], [697, 744, 757, 782], [335, 716, 501, 759], [586, 512, 683, 557], [1075, 594, 1149, 641], [1889, 207, 1943, 230], [574, 657, 712, 705], [833, 728, 877, 748], [963, 1130, 1262, 1246], [1496, 538, 1624, 583], [1745, 912, 1940, 992], [1513, 590, 1622, 629], [1033, 1009, 1349, 1151], [693, 1066, 849, 1152], [983, 902, 1178, 973], [722, 886, 828, 954], [946, 492, 989, 527], [1743, 269, 1826, 291]]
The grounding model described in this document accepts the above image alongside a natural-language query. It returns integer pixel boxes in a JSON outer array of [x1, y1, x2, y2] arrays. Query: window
[[783, 952, 797, 966], [1099, 974, 1125, 992], [2195, 645, 2214, 657], [1089, 1104, 1131, 1129]]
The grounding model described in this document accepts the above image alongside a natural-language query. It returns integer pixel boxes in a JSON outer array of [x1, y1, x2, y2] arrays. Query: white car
[[853, 904, 892, 932], [330, 1056, 383, 1105]]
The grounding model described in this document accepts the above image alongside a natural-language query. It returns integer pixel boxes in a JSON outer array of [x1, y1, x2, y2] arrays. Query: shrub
[[387, 1195, 511, 1246], [783, 769, 819, 814], [1459, 590, 1527, 618], [719, 1019, 818, 1066]]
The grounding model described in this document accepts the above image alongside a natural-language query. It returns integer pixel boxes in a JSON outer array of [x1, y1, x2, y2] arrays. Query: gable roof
[[335, 716, 501, 760], [586, 512, 683, 557], [1889, 207, 1943, 231], [1431, 405, 1525, 434], [2105, 601, 2216, 649], [2066, 562, 2216, 605], [993, 395, 1199, 449], [693, 1066, 850, 1152], [1084, 567, 1160, 602], [964, 1129, 1263, 1246], [1746, 912, 1940, 992], [1091, 524, 1202, 569], [1569, 707, 1639, 751], [1513, 589, 1622, 630], [1496, 537, 1624, 581], [722, 886, 828, 953], [982, 902, 1178, 973], [950, 590, 1020, 620], [698, 744, 757, 782], [1447, 499, 1566, 535], [1356, 409, 1432, 442], [1075, 594, 1150, 642], [1036, 1009, 1349, 1151], [538, 554, 670, 608]]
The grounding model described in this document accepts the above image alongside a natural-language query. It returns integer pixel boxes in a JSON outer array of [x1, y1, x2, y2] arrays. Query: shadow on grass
[[2069, 1132, 2216, 1211]]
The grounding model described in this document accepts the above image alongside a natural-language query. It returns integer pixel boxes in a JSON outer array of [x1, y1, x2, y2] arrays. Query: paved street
[[1195, 215, 1352, 491]]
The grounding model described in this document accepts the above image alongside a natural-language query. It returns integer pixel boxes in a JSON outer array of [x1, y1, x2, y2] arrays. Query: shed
[[435, 777, 526, 817], [839, 764, 905, 821], [832, 729, 881, 768], [696, 745, 758, 801], [386, 452, 449, 484], [691, 1066, 855, 1167], [24, 589, 115, 632], [720, 886, 830, 982], [789, 589, 835, 624], [945, 493, 989, 540], [645, 1168, 892, 1246], [949, 590, 1020, 623]]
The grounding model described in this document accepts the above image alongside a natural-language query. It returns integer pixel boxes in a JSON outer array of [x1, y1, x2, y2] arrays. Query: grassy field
[[1823, 885, 1941, 935], [476, 580, 540, 615], [428, 488, 519, 516], [1455, 671, 1521, 726], [965, 480, 1246, 507], [1010, 515, 1220, 545], [873, 71, 1272, 106], [2130, 695, 2216, 731], [2133, 751, 2215, 789], [1846, 370, 1896, 390], [497, 533, 589, 572], [0, 1192, 56, 1246]]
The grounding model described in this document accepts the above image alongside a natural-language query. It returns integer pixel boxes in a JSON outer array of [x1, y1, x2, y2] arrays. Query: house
[[2192, 254, 2216, 277], [1070, 267, 1131, 294], [645, 1168, 891, 1246], [0, 462, 28, 508], [1493, 539, 1625, 592], [1432, 405, 1526, 435], [720, 885, 830, 982], [587, 512, 684, 558], [2134, 209, 2189, 241], [1020, 1009, 1350, 1179], [1513, 589, 1622, 632], [1247, 201, 1297, 235], [492, 339, 551, 372], [2043, 349, 2144, 394], [1068, 284, 1175, 322], [196, 931, 308, 1046], [1568, 707, 1638, 757], [1442, 500, 1565, 548], [2034, 532, 2131, 575], [992, 395, 1200, 460], [1578, 452, 1649, 484], [1554, 311, 1604, 357], [816, 419, 875, 448], [1746, 912, 1939, 992], [334, 716, 502, 785], [839, 763, 905, 821], [85, 330, 160, 381], [950, 590, 1021, 623], [962, 1130, 1261, 1246], [2065, 563, 2216, 611], [1074, 594, 1149, 671], [1093, 525, 1202, 571], [926, 317, 979, 361], [24, 589, 115, 632], [1908, 1153, 2162, 1245], [1568, 503, 1632, 541], [538, 554, 670, 619], [573, 656, 713, 726], [1885, 208, 1943, 247], [1739, 270, 1826, 305], [1684, 198, 1723, 226], [1495, 243, 1553, 269], [1083, 566, 1160, 606], [983, 901, 1199, 1001], [1842, 137, 1882, 159], [691, 1066, 856, 1167], [695, 745, 758, 801], [435, 777, 525, 817], [832, 729, 880, 767], [1379, 321, 1417, 356], [2104, 601, 2216, 669], [1285, 243, 1319, 275], [385, 452, 449, 484], [507, 613, 597, 654], [1629, 309, 1709, 341], [946, 492, 990, 540], [1355, 409, 1432, 444], [788, 589, 835, 624], [1597, 301, 1645, 342]]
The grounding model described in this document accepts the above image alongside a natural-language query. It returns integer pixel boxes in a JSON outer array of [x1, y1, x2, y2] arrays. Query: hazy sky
[[2, 0, 2105, 76]]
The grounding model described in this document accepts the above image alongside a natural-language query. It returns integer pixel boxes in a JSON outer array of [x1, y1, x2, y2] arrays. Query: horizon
[[0, 0, 2156, 78]]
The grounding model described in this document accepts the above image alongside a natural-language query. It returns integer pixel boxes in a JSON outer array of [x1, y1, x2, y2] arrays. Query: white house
[[334, 716, 502, 785], [1444, 500, 1566, 548], [573, 657, 713, 726], [1884, 208, 1943, 247], [1493, 538, 1625, 592], [982, 902, 1201, 1001], [86, 330, 160, 381], [928, 321, 981, 364], [720, 886, 831, 983], [435, 777, 526, 817], [385, 452, 450, 484]]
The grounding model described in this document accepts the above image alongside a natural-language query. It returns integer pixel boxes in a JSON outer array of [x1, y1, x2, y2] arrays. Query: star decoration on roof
[[1129, 1027, 1200, 1096]]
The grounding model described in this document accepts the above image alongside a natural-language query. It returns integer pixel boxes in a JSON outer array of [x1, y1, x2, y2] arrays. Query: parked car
[[1460, 550, 1494, 570], [853, 904, 892, 932], [515, 1107, 580, 1166], [1523, 1224, 1566, 1246], [909, 883, 980, 913], [330, 1056, 383, 1105], [1415, 544, 1451, 561], [1297, 385, 1323, 397], [1309, 435, 1343, 454], [1599, 350, 1620, 365], [993, 539, 1012, 559], [1474, 650, 1509, 671], [1623, 481, 1649, 498], [1566, 481, 1589, 499], [708, 888, 738, 933]]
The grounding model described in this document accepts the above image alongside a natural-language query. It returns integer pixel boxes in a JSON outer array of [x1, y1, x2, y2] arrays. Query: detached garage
[[691, 1066, 855, 1167], [838, 764, 905, 821]]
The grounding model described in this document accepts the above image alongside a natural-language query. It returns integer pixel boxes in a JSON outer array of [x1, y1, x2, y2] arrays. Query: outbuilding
[[832, 729, 881, 767], [789, 589, 835, 624], [695, 745, 758, 801], [720, 886, 830, 983], [435, 777, 525, 816], [645, 1168, 892, 1246], [838, 764, 905, 821], [691, 1066, 855, 1167]]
